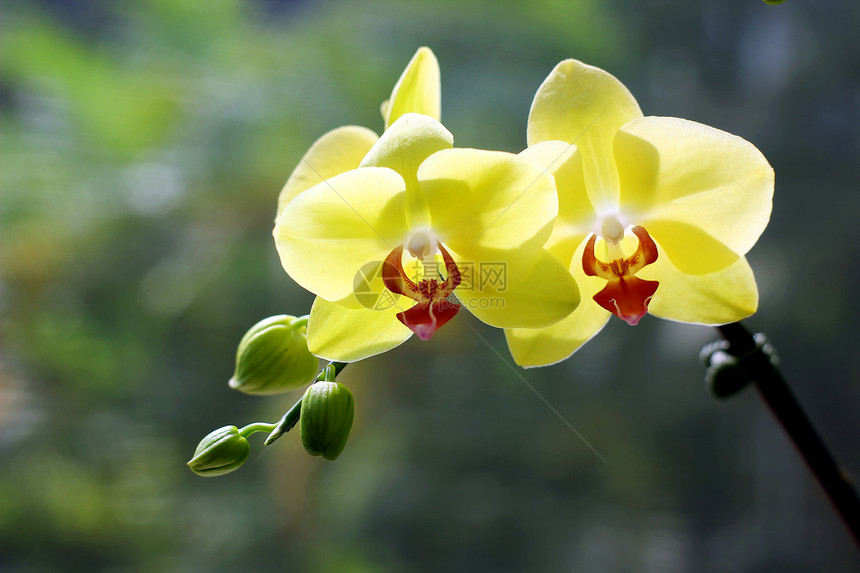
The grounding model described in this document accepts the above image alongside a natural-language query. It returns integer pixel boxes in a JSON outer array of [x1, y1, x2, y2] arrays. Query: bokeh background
[[2, 0, 859, 571]]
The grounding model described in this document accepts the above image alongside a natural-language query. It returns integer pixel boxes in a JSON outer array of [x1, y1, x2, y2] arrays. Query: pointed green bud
[[300, 381, 354, 460], [229, 315, 318, 395], [187, 425, 250, 477]]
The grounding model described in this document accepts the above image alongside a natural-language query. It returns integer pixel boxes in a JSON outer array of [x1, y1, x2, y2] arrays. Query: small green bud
[[300, 381, 354, 460], [229, 315, 318, 395], [187, 426, 250, 477]]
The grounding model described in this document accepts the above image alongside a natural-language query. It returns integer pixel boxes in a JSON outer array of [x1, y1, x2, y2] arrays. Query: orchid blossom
[[506, 60, 774, 367], [273, 47, 578, 362], [275, 113, 580, 362]]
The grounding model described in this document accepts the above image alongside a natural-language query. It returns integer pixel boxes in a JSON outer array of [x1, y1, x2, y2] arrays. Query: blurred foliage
[[1, 0, 859, 571]]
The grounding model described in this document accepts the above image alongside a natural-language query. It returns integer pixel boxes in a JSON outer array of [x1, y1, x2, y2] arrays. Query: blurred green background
[[2, 0, 859, 571]]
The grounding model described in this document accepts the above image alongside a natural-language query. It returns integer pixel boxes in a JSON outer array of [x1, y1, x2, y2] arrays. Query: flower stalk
[[713, 322, 860, 546]]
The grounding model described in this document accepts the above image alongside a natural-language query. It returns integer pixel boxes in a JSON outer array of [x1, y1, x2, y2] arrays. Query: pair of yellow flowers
[[274, 48, 774, 368]]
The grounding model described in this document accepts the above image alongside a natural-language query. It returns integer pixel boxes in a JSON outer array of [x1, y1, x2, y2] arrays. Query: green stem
[[716, 322, 860, 546], [264, 361, 348, 446], [238, 422, 278, 438], [321, 363, 338, 382], [292, 315, 309, 329], [264, 396, 303, 445]]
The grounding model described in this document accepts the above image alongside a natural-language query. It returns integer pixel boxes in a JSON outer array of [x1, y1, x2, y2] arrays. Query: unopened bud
[[704, 349, 750, 399], [187, 426, 250, 477], [229, 315, 318, 395], [300, 382, 354, 460]]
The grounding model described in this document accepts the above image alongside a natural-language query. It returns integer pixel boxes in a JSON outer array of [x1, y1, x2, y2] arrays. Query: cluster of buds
[[188, 319, 355, 477]]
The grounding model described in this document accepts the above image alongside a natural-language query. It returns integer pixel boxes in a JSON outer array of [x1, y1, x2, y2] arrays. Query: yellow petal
[[361, 113, 453, 229], [331, 260, 416, 310], [519, 141, 595, 267], [382, 47, 441, 129], [277, 126, 379, 217], [615, 117, 774, 256], [640, 252, 759, 325], [645, 219, 740, 275], [274, 167, 408, 301], [307, 297, 412, 362], [505, 308, 609, 368], [528, 60, 642, 211], [454, 249, 580, 329], [504, 238, 610, 367], [418, 148, 557, 266]]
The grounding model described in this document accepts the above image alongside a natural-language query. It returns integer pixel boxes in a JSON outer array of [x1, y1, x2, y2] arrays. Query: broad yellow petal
[[616, 117, 774, 256], [504, 238, 610, 367], [528, 60, 642, 211], [645, 219, 740, 275], [640, 252, 759, 325], [519, 140, 595, 267], [307, 297, 412, 362], [455, 249, 580, 329], [361, 113, 453, 228], [277, 126, 379, 217], [382, 47, 441, 129], [274, 167, 409, 301], [418, 148, 557, 269]]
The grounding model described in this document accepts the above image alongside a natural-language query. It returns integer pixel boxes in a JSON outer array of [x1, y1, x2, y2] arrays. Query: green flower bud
[[300, 381, 354, 460], [229, 315, 319, 395], [187, 425, 250, 477]]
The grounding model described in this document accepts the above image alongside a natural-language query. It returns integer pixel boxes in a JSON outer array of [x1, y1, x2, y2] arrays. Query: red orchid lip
[[382, 241, 462, 340], [582, 225, 659, 326]]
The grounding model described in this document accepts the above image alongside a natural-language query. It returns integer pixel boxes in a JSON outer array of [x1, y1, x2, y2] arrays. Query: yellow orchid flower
[[274, 113, 580, 362], [276, 46, 440, 218], [506, 60, 774, 367]]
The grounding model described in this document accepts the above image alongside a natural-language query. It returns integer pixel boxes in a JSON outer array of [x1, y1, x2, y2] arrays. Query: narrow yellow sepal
[[361, 113, 453, 229], [518, 140, 595, 267], [504, 238, 609, 367], [277, 126, 379, 217], [528, 59, 643, 210], [382, 47, 442, 129]]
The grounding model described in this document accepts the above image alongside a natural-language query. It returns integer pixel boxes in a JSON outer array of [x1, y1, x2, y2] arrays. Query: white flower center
[[406, 229, 438, 261], [601, 215, 626, 244]]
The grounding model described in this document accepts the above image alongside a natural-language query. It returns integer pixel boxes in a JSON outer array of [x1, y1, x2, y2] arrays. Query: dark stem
[[717, 322, 860, 546]]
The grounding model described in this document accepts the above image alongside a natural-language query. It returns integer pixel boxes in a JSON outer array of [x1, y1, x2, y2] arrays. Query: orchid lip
[[583, 225, 659, 325], [382, 240, 461, 339]]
